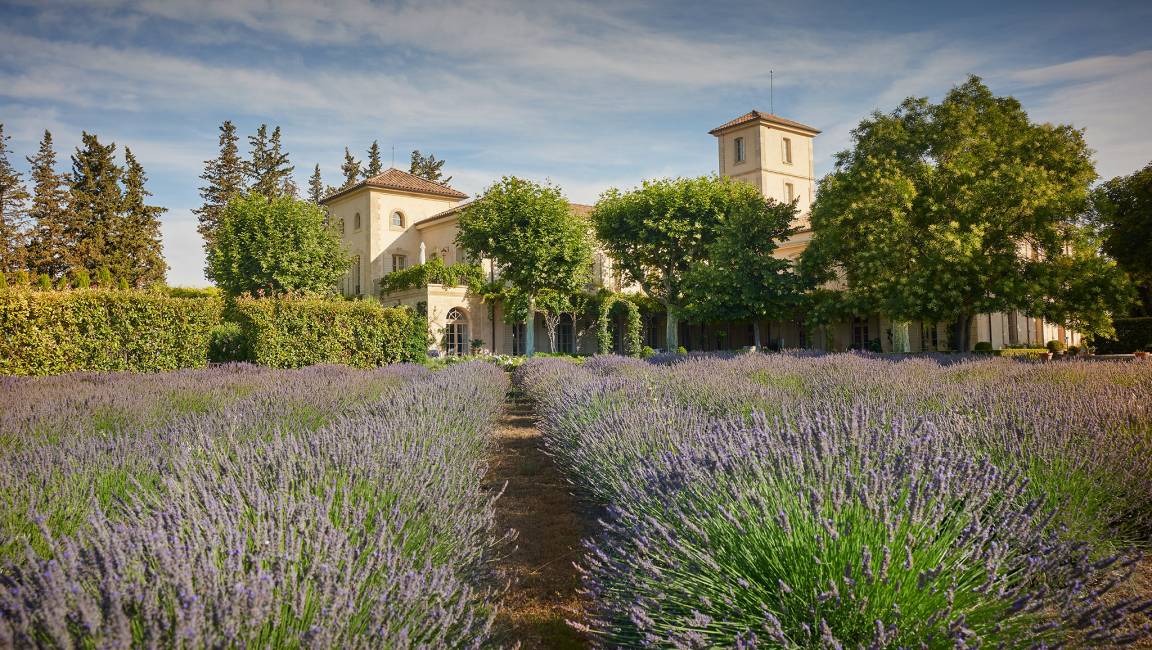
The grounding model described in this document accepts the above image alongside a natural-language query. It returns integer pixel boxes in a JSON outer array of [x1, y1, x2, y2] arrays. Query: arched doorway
[[445, 307, 469, 356]]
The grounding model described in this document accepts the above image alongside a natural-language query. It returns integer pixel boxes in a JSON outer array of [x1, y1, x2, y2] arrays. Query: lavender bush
[[521, 354, 1152, 646], [0, 362, 508, 648]]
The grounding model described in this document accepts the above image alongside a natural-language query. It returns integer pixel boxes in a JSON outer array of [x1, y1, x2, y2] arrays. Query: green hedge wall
[[0, 289, 223, 375], [1091, 317, 1152, 354], [233, 296, 427, 368]]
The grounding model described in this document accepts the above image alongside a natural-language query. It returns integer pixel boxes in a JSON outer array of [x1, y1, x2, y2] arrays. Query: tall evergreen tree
[[308, 164, 325, 204], [409, 150, 451, 184], [363, 140, 383, 178], [24, 131, 71, 278], [196, 120, 245, 244], [113, 148, 167, 286], [245, 124, 294, 199], [340, 147, 361, 189], [68, 132, 122, 274], [0, 124, 30, 273]]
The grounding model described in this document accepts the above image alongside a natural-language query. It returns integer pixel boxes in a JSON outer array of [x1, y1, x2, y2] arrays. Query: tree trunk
[[892, 321, 910, 353], [955, 313, 973, 353], [525, 297, 536, 357], [665, 308, 679, 351], [753, 320, 762, 350]]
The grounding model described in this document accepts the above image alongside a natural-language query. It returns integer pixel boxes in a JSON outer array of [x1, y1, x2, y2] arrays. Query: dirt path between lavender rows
[[487, 396, 594, 649]]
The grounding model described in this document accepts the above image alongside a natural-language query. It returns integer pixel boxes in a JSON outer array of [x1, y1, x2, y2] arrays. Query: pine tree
[[308, 164, 325, 204], [245, 124, 294, 199], [196, 120, 245, 244], [409, 150, 451, 184], [24, 131, 71, 278], [364, 140, 383, 178], [68, 132, 122, 275], [0, 124, 31, 273], [113, 148, 167, 286], [340, 147, 361, 189]]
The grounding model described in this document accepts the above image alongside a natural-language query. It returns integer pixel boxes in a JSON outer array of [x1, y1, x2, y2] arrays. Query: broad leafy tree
[[24, 131, 70, 278], [196, 120, 245, 244], [206, 194, 349, 296], [683, 194, 802, 348], [340, 147, 361, 189], [592, 175, 759, 349], [457, 176, 591, 356], [0, 124, 30, 273], [245, 125, 294, 199], [409, 150, 450, 184], [112, 148, 167, 286], [1093, 161, 1152, 315], [364, 141, 383, 178], [800, 76, 1124, 350]]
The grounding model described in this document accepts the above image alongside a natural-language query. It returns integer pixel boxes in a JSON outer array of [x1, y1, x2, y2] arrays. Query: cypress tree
[[0, 124, 31, 273], [364, 140, 383, 178], [25, 131, 71, 278], [68, 132, 122, 275], [245, 125, 294, 199], [340, 147, 361, 189], [308, 164, 325, 204], [114, 148, 167, 287], [409, 150, 451, 184], [196, 120, 244, 244]]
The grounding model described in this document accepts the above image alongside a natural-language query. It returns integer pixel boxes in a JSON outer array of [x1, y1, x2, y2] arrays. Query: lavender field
[[0, 362, 509, 648], [520, 354, 1152, 647]]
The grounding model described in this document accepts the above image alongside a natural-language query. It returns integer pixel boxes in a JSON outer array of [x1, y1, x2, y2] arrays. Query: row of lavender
[[520, 354, 1152, 647], [0, 362, 508, 648]]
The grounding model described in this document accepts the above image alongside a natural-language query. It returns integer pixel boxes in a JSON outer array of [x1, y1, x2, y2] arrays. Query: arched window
[[353, 212, 362, 230], [391, 211, 405, 228], [445, 308, 469, 356]]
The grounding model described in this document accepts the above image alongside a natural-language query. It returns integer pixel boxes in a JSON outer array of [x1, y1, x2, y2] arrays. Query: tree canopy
[[245, 125, 294, 199], [799, 75, 1127, 349], [592, 175, 767, 349], [682, 195, 803, 348], [206, 194, 349, 296], [409, 150, 450, 184], [456, 176, 591, 356], [196, 121, 245, 244], [1092, 161, 1152, 316], [0, 124, 30, 273]]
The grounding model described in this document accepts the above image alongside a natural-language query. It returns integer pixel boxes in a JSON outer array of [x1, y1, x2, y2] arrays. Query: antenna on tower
[[770, 70, 774, 114]]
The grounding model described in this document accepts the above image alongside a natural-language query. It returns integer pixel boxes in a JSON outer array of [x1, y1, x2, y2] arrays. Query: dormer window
[[782, 137, 793, 164], [734, 137, 746, 164], [391, 211, 404, 228]]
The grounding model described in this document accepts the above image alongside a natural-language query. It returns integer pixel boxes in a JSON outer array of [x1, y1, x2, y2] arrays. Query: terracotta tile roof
[[321, 167, 468, 203], [708, 111, 821, 136]]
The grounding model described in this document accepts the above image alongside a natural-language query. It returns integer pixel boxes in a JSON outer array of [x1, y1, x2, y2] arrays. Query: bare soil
[[487, 398, 594, 649]]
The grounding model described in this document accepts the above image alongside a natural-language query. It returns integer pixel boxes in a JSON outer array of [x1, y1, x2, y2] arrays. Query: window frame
[[445, 308, 469, 356], [734, 136, 746, 164], [353, 212, 362, 231], [391, 254, 407, 273], [391, 211, 405, 229], [782, 137, 793, 164], [785, 182, 795, 203]]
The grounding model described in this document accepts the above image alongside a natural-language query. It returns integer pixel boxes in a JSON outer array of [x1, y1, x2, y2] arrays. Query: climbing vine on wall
[[596, 293, 642, 356]]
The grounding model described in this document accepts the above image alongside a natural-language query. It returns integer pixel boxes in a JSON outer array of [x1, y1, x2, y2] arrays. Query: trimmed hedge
[[233, 296, 427, 368], [1091, 317, 1152, 354], [993, 348, 1049, 360], [0, 289, 223, 375]]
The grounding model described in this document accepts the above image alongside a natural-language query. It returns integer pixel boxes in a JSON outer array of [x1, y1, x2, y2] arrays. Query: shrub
[[207, 322, 248, 362], [233, 295, 427, 368], [973, 340, 993, 352], [0, 288, 222, 375], [166, 286, 221, 299], [640, 345, 655, 358], [1068, 344, 1080, 356], [993, 348, 1049, 360], [676, 346, 688, 355], [1047, 339, 1066, 353]]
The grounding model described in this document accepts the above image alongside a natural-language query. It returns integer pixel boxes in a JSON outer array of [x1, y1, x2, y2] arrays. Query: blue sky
[[2, 0, 1150, 286]]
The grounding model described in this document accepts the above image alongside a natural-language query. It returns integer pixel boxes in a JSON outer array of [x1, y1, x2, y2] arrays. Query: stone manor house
[[321, 111, 1080, 356]]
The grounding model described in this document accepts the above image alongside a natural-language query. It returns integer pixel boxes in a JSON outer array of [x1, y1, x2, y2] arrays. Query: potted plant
[[1045, 340, 1065, 360]]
